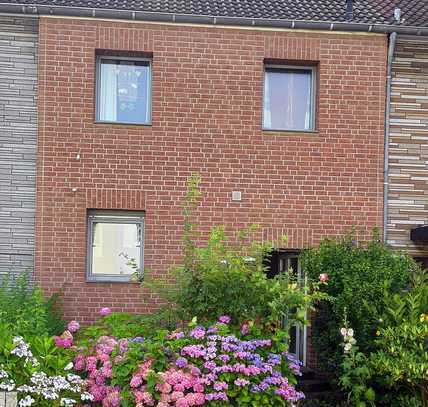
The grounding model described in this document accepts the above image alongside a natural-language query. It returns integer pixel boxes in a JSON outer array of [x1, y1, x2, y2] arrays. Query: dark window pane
[[264, 68, 313, 131], [98, 59, 151, 124]]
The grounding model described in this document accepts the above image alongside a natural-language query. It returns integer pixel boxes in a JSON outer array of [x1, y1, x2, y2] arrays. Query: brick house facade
[[35, 15, 387, 324], [3, 0, 428, 369]]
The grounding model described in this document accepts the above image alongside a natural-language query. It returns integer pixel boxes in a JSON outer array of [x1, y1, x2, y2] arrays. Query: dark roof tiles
[[0, 0, 427, 27]]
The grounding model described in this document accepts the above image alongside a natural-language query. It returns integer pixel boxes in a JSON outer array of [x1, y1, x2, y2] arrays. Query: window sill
[[94, 120, 152, 127], [86, 276, 139, 284], [262, 129, 319, 136]]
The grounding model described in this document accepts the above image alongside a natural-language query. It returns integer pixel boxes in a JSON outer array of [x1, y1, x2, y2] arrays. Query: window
[[96, 56, 151, 125], [263, 66, 315, 131], [87, 211, 144, 282]]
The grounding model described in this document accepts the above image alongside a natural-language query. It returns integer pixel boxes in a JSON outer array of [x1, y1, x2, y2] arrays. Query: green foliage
[[338, 269, 428, 406], [0, 326, 81, 406], [143, 174, 327, 339], [0, 272, 65, 337], [300, 233, 417, 372], [368, 270, 428, 405], [338, 338, 375, 407], [79, 312, 149, 343]]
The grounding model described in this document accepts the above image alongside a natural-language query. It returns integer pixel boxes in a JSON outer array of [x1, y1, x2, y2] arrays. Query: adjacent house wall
[[388, 37, 428, 256], [0, 15, 37, 277]]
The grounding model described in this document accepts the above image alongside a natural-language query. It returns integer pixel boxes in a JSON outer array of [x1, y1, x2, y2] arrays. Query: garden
[[0, 176, 427, 406]]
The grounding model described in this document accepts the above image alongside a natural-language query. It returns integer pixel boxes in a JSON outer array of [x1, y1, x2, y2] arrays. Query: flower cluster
[[135, 365, 206, 407], [10, 336, 38, 367], [168, 316, 304, 406], [56, 312, 305, 407], [73, 335, 125, 407], [0, 338, 92, 407], [340, 327, 357, 354]]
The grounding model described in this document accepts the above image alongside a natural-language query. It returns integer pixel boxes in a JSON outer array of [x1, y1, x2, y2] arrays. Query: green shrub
[[300, 233, 418, 372], [143, 174, 328, 339], [338, 269, 428, 406], [0, 327, 89, 406], [0, 272, 65, 337]]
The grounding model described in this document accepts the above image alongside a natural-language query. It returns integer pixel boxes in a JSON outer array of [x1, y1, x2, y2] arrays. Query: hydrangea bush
[[0, 334, 92, 407], [64, 311, 305, 407]]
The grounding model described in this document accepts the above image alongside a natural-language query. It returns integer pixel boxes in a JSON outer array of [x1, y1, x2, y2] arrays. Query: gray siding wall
[[0, 16, 37, 276]]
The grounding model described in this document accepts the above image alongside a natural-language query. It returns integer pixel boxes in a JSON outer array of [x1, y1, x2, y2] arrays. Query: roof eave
[[1, 3, 428, 36]]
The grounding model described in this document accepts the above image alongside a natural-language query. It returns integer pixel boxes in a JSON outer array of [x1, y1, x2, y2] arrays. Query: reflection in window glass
[[92, 222, 141, 276], [97, 58, 151, 124], [263, 68, 314, 131]]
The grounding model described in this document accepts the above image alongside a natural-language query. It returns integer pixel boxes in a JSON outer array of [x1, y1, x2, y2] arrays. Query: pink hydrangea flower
[[240, 323, 249, 336], [218, 315, 231, 324], [100, 307, 112, 317], [319, 273, 329, 283], [74, 354, 86, 371], [67, 320, 80, 333], [130, 375, 143, 388]]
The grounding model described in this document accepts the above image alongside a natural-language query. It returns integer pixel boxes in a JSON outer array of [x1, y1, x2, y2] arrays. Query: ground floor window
[[86, 210, 144, 282]]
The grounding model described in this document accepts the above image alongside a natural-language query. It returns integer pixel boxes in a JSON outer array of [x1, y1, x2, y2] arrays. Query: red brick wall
[[35, 17, 387, 327]]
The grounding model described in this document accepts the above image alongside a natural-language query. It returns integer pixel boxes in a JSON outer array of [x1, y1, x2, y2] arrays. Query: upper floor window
[[87, 210, 144, 282], [263, 66, 315, 132], [96, 56, 151, 125]]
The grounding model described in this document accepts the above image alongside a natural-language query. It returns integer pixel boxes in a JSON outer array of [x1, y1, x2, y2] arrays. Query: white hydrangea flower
[[11, 337, 39, 367], [81, 392, 94, 401], [40, 387, 59, 400], [30, 372, 47, 386], [0, 379, 15, 391], [52, 376, 70, 391], [0, 368, 8, 380], [60, 397, 77, 406], [18, 395, 35, 407], [17, 385, 36, 393]]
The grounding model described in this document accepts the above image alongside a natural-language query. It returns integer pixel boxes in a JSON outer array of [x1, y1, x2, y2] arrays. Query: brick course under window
[[35, 17, 387, 336]]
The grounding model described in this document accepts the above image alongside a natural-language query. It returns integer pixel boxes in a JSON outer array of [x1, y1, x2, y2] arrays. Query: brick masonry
[[0, 16, 37, 277], [388, 38, 428, 256], [35, 17, 387, 331]]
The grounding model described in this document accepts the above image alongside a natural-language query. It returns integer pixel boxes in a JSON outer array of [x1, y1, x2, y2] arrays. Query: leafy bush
[[338, 269, 428, 406], [0, 327, 91, 406], [0, 272, 65, 337], [143, 174, 327, 340], [300, 233, 418, 372]]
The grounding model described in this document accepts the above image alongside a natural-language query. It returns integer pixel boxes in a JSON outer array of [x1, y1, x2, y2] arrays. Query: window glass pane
[[264, 68, 313, 131], [98, 59, 150, 124], [91, 222, 141, 276]]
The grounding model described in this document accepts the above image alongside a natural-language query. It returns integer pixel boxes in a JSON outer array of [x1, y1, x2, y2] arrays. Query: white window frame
[[86, 210, 145, 282], [262, 65, 316, 132], [95, 55, 152, 125]]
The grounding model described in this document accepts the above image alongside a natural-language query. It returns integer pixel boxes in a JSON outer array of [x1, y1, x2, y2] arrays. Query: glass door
[[279, 254, 307, 366]]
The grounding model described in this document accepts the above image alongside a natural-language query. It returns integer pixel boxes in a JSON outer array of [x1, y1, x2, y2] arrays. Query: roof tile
[[0, 0, 427, 27]]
